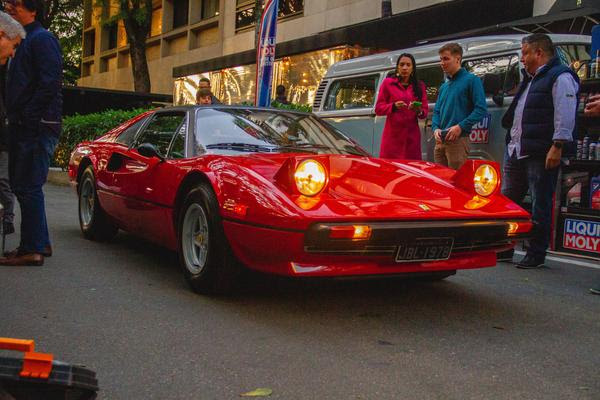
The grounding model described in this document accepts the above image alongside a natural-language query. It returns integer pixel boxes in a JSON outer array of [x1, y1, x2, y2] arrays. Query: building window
[[173, 0, 189, 29], [235, 0, 303, 32], [107, 23, 118, 50], [150, 6, 163, 36], [201, 0, 219, 19]]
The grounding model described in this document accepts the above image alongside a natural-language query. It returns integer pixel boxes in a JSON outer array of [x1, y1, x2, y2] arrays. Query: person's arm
[[431, 89, 441, 131], [21, 32, 63, 125], [457, 76, 487, 133], [546, 73, 578, 169], [417, 82, 429, 119], [374, 79, 395, 116]]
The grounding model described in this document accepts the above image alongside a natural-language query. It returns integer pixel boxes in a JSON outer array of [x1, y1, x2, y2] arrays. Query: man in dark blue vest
[[501, 33, 579, 269]]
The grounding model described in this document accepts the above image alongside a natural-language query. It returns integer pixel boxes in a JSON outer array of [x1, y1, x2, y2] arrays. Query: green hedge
[[55, 107, 153, 170], [55, 101, 312, 170]]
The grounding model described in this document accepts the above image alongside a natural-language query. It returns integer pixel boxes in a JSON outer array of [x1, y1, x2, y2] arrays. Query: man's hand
[[585, 94, 600, 116], [394, 101, 407, 109], [434, 129, 442, 143], [545, 144, 562, 170], [445, 125, 462, 142]]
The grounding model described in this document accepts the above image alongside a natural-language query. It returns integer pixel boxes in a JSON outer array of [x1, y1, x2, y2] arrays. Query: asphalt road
[[1, 184, 599, 400]]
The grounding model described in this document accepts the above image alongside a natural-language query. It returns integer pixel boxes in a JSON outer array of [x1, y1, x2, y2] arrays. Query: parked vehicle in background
[[313, 35, 591, 164]]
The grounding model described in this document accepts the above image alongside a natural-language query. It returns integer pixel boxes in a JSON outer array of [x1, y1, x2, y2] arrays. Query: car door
[[109, 110, 188, 245]]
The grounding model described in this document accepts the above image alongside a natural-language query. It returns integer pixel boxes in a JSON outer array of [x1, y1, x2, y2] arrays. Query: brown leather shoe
[[0, 253, 44, 266], [4, 245, 52, 258]]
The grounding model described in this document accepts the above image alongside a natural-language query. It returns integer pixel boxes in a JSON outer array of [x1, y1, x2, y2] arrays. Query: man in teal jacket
[[432, 43, 487, 169]]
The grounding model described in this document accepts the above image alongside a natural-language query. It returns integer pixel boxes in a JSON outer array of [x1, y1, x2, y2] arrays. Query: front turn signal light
[[329, 225, 372, 240], [294, 160, 327, 196], [474, 164, 499, 197], [507, 221, 533, 236]]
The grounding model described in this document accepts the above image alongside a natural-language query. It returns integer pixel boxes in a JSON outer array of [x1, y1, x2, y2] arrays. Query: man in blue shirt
[[501, 33, 579, 268], [432, 43, 487, 169], [0, 0, 62, 266]]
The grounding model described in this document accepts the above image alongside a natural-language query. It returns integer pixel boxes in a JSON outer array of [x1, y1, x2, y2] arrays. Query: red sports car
[[69, 106, 531, 294]]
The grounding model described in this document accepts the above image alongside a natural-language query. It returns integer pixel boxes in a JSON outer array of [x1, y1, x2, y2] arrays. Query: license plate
[[395, 237, 453, 263]]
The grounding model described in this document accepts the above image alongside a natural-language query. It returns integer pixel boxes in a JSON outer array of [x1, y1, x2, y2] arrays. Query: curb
[[48, 167, 70, 186]]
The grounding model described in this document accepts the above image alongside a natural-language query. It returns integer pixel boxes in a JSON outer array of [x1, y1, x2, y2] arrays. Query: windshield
[[193, 108, 368, 156]]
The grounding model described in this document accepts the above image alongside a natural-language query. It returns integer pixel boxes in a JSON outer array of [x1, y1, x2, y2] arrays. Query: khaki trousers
[[434, 136, 469, 170]]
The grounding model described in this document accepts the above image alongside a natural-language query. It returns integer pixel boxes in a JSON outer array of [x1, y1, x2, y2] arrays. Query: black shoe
[[516, 254, 545, 269], [590, 287, 600, 295], [497, 249, 514, 262], [2, 222, 14, 235]]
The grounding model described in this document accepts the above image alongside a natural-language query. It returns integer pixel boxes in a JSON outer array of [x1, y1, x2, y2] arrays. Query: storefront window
[[174, 46, 371, 106]]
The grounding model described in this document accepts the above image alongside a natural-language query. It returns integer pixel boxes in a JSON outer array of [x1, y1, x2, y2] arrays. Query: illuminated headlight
[[294, 160, 327, 196], [474, 164, 499, 197]]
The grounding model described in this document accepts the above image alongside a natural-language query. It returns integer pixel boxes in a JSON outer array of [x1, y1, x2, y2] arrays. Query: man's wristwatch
[[552, 141, 564, 149]]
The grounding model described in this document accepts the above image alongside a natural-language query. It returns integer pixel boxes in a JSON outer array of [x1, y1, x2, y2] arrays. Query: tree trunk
[[129, 37, 151, 93]]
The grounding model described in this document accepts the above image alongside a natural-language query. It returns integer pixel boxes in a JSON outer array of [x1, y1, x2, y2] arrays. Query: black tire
[[177, 184, 241, 295], [78, 166, 118, 241]]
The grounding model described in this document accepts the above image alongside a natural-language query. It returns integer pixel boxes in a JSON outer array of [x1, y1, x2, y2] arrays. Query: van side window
[[418, 66, 444, 103], [556, 44, 591, 80], [324, 75, 379, 111], [463, 55, 520, 97]]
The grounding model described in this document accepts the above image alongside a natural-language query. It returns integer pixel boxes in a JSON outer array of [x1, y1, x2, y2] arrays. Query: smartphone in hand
[[440, 129, 449, 142]]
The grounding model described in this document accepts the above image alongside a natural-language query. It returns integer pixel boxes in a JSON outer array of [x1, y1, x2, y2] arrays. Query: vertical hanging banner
[[255, 0, 279, 107]]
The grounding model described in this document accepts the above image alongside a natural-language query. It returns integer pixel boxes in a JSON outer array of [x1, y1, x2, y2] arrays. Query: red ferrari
[[69, 106, 532, 294]]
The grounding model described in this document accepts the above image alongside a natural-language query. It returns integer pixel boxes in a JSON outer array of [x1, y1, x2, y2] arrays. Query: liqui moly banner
[[563, 219, 600, 254], [255, 0, 279, 107]]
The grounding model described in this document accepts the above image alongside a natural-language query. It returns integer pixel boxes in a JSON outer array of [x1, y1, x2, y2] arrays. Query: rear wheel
[[178, 184, 241, 295], [78, 166, 118, 241]]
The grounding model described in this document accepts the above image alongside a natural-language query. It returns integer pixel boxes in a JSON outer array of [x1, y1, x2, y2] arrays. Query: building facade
[[79, 0, 549, 105]]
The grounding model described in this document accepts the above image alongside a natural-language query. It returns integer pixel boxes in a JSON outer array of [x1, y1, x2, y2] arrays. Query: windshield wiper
[[205, 143, 277, 152]]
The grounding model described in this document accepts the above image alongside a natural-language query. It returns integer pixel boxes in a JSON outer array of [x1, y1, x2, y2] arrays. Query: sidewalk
[[47, 167, 70, 186]]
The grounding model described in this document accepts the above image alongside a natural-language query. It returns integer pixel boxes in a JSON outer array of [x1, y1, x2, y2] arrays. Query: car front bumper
[[223, 219, 528, 277]]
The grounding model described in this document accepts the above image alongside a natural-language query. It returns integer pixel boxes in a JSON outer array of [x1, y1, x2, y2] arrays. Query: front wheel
[[178, 184, 241, 295], [78, 166, 118, 241]]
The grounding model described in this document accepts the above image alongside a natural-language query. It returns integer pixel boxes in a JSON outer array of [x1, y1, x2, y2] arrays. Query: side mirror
[[482, 73, 504, 106], [137, 143, 164, 162], [492, 94, 505, 107]]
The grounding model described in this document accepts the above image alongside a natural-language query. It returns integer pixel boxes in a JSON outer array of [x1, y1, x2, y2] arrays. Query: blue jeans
[[501, 151, 559, 260], [8, 125, 59, 253]]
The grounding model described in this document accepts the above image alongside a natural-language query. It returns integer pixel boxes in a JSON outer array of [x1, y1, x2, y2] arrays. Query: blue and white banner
[[255, 0, 279, 107]]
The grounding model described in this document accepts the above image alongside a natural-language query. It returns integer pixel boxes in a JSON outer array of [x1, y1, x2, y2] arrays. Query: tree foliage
[[97, 0, 152, 93], [44, 0, 83, 85]]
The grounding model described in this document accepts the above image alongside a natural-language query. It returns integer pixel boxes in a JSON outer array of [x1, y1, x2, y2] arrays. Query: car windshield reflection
[[194, 108, 368, 156]]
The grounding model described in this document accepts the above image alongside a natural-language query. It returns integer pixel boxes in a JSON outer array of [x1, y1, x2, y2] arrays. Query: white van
[[313, 34, 591, 163]]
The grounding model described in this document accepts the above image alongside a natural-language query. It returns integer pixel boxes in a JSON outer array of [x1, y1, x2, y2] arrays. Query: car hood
[[220, 154, 528, 227]]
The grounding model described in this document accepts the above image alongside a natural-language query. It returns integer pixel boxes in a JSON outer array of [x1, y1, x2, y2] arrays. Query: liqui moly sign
[[563, 219, 600, 254], [255, 0, 279, 107], [470, 113, 491, 144]]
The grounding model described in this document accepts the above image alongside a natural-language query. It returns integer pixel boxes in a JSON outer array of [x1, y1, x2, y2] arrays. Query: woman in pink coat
[[375, 53, 428, 160]]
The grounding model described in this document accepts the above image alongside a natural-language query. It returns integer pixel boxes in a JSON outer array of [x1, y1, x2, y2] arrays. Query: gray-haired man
[[0, 11, 24, 239]]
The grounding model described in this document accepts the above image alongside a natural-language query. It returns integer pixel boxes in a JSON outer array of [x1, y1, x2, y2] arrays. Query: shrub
[[55, 107, 153, 170], [271, 101, 312, 113]]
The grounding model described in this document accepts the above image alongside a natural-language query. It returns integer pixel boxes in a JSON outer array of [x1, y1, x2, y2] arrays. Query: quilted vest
[[502, 56, 579, 158]]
